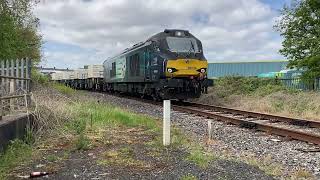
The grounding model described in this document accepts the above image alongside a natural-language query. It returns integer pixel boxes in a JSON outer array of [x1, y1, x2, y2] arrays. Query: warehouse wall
[[207, 61, 289, 78]]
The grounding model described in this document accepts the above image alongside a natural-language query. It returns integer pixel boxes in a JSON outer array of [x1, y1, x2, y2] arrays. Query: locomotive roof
[[105, 29, 195, 61], [147, 29, 195, 41]]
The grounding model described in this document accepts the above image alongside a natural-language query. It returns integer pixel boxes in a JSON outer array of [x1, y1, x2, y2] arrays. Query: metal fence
[[279, 78, 320, 91], [0, 59, 32, 120]]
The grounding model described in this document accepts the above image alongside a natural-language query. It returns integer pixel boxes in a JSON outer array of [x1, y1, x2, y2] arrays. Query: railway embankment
[[196, 77, 320, 121], [0, 84, 275, 180]]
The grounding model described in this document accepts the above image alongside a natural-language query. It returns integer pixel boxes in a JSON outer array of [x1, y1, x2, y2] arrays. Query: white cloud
[[35, 0, 284, 68]]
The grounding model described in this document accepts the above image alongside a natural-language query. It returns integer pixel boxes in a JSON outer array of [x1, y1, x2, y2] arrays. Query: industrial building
[[207, 60, 289, 78]]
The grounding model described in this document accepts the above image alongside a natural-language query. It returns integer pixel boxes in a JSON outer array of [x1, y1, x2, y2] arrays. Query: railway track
[[101, 92, 320, 146], [172, 102, 320, 146]]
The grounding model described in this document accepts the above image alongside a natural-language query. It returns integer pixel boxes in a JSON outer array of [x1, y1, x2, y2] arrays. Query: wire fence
[[0, 59, 32, 120]]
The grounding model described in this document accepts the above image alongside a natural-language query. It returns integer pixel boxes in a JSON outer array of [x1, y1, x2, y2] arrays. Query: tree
[[275, 0, 320, 80], [0, 0, 41, 63]]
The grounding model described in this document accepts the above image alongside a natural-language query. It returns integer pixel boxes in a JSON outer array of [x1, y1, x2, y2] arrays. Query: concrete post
[[163, 100, 171, 146]]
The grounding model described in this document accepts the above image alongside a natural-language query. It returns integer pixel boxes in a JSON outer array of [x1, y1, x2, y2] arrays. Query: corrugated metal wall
[[208, 61, 289, 78]]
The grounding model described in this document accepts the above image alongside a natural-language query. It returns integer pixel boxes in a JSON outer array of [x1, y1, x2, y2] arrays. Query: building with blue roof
[[207, 60, 289, 78]]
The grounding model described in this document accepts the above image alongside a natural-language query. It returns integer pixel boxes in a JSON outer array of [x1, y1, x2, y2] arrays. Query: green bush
[[31, 69, 50, 85]]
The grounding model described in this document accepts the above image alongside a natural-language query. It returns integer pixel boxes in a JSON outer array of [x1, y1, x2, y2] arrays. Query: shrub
[[31, 69, 50, 85]]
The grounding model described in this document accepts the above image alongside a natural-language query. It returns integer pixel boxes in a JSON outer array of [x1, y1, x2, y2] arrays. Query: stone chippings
[[89, 92, 320, 178]]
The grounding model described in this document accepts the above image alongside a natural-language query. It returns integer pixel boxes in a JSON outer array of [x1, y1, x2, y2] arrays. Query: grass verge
[[197, 76, 320, 120], [51, 83, 76, 96], [0, 140, 32, 179]]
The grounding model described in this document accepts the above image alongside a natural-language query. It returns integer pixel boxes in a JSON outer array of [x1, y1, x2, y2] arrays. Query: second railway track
[[173, 101, 320, 146]]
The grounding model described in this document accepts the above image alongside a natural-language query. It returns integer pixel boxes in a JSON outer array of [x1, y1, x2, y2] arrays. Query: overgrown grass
[[69, 101, 159, 130], [0, 140, 32, 179], [51, 83, 75, 96], [197, 76, 320, 120], [55, 100, 160, 151], [290, 168, 313, 179], [186, 147, 215, 169], [98, 146, 148, 168], [180, 174, 198, 180], [240, 154, 283, 177]]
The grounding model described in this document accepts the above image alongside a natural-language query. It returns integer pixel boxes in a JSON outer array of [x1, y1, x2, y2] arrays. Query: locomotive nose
[[165, 59, 208, 77]]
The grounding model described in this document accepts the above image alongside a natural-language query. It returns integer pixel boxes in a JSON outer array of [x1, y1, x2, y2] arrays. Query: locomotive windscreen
[[166, 37, 199, 53]]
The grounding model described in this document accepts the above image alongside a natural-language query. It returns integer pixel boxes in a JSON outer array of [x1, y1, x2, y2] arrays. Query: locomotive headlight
[[167, 68, 173, 73], [200, 68, 206, 73]]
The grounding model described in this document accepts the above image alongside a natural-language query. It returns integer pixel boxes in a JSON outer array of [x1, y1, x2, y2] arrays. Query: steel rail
[[173, 105, 320, 145], [180, 102, 320, 128]]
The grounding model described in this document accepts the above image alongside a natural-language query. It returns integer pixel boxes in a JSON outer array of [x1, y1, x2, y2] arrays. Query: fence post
[[25, 59, 31, 106], [0, 61, 2, 120], [163, 100, 171, 146], [0, 95, 2, 120], [9, 80, 15, 111]]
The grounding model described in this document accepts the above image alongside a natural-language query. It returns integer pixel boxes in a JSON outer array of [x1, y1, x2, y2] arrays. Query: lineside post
[[208, 120, 212, 140], [163, 100, 171, 146]]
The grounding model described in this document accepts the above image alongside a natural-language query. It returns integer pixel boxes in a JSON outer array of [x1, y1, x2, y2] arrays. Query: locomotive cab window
[[129, 54, 140, 76], [166, 37, 199, 53]]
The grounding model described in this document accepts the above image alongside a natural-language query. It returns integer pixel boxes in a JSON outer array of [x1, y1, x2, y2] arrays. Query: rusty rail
[[173, 105, 320, 146], [180, 102, 320, 128]]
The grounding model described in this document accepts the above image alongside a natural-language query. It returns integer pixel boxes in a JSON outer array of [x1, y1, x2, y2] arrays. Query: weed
[[180, 174, 198, 180], [98, 148, 148, 168], [241, 154, 283, 177], [51, 83, 75, 95], [75, 133, 90, 150], [290, 168, 314, 179], [0, 140, 32, 179], [171, 127, 190, 148], [119, 147, 134, 156], [186, 146, 215, 168], [72, 118, 87, 135], [24, 124, 35, 145], [46, 154, 59, 162]]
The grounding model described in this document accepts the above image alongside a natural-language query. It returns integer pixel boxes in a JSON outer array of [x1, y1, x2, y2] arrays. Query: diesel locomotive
[[103, 29, 212, 100]]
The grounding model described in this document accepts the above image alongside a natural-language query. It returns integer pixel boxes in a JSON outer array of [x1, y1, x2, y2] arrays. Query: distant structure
[[51, 65, 103, 81], [207, 60, 289, 78], [37, 66, 73, 76]]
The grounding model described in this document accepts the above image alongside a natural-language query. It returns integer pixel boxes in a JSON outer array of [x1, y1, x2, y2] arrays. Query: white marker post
[[208, 120, 212, 140], [163, 100, 171, 146]]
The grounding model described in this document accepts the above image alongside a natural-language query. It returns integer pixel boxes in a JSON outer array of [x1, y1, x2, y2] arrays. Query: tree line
[[0, 0, 41, 63], [0, 0, 319, 80], [276, 0, 320, 80]]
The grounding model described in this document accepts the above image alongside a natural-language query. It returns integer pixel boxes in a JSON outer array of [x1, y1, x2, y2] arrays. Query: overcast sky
[[35, 0, 292, 68]]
